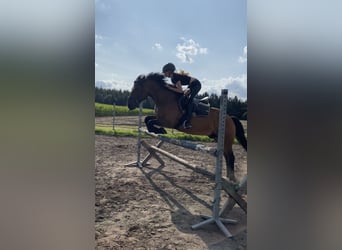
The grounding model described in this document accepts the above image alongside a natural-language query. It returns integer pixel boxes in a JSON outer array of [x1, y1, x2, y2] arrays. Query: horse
[[128, 72, 247, 182]]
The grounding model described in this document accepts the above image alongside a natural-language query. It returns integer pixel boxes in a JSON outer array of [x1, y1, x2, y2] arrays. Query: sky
[[95, 0, 247, 100]]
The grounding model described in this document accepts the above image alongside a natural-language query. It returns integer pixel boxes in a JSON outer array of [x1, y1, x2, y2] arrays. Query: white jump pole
[[191, 89, 237, 237], [138, 129, 217, 156], [112, 102, 116, 131], [124, 102, 143, 167]]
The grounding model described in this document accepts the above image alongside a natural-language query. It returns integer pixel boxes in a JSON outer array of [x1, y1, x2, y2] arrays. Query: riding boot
[[179, 95, 189, 109], [183, 101, 193, 129]]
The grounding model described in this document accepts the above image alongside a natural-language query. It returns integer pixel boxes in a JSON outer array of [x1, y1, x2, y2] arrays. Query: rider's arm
[[166, 81, 183, 93], [175, 81, 183, 93]]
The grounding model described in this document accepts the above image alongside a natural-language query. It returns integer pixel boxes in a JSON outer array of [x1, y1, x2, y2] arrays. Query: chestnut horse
[[128, 73, 247, 182]]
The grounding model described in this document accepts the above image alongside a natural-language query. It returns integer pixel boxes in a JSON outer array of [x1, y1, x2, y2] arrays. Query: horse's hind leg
[[225, 151, 236, 182]]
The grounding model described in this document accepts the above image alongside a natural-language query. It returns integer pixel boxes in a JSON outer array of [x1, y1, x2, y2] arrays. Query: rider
[[162, 62, 202, 129]]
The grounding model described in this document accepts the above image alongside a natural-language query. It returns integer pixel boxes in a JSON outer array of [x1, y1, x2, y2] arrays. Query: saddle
[[178, 96, 210, 116]]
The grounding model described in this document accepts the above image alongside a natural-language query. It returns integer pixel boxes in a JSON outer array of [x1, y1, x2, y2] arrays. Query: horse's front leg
[[144, 116, 156, 128], [144, 116, 167, 134]]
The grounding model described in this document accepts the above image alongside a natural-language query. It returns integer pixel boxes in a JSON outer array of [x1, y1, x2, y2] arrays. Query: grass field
[[95, 126, 214, 142], [95, 103, 155, 117], [95, 102, 213, 141], [95, 114, 247, 143], [95, 103, 247, 142]]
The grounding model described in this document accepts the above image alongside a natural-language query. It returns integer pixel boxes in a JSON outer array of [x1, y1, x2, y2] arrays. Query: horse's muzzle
[[127, 97, 138, 110]]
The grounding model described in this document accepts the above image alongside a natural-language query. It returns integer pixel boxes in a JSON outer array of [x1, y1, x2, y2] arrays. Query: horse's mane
[[145, 72, 167, 86], [138, 72, 182, 96], [147, 72, 184, 96]]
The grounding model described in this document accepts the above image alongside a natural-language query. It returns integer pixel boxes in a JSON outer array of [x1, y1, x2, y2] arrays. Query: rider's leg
[[183, 81, 201, 129]]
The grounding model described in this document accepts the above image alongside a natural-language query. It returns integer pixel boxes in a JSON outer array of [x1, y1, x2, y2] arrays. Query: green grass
[[95, 127, 141, 137], [95, 102, 246, 143], [95, 126, 214, 142], [95, 103, 155, 117], [95, 126, 247, 144]]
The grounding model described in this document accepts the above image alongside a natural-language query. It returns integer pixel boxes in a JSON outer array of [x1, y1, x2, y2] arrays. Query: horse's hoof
[[228, 174, 237, 183]]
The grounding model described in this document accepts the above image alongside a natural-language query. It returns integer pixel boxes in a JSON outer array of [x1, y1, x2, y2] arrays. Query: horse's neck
[[147, 81, 179, 106], [146, 80, 183, 125]]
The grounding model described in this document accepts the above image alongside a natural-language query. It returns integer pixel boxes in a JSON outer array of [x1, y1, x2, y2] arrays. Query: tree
[[95, 87, 247, 120]]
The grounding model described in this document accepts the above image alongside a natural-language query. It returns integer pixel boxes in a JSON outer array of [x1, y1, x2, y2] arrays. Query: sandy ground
[[95, 117, 247, 249]]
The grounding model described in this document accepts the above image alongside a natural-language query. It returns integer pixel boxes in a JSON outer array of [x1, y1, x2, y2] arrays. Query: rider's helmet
[[162, 63, 176, 73]]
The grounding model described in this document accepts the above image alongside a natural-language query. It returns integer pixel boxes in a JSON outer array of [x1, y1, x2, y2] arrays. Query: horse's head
[[127, 74, 149, 110]]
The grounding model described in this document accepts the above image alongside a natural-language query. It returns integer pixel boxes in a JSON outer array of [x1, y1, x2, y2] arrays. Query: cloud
[[201, 74, 247, 100], [95, 80, 116, 89], [95, 74, 247, 100], [95, 79, 131, 90], [152, 43, 163, 51], [176, 37, 208, 63], [238, 46, 247, 63], [95, 34, 103, 47], [96, 0, 112, 12]]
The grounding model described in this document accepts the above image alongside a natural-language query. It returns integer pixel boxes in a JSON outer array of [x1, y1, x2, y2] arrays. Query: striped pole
[[124, 102, 143, 167], [191, 89, 237, 237]]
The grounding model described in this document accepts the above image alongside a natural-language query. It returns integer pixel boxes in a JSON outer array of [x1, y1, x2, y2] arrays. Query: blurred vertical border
[[0, 1, 94, 249], [248, 0, 342, 249], [1, 0, 342, 249]]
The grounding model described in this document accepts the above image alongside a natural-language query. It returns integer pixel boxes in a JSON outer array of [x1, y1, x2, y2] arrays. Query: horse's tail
[[232, 116, 247, 151]]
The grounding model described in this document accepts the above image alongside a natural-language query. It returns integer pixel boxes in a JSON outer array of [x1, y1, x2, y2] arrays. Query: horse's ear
[[138, 74, 146, 80], [134, 74, 146, 84]]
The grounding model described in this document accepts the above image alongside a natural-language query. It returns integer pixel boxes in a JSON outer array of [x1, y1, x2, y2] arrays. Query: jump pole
[[190, 89, 236, 237], [125, 90, 245, 237], [124, 102, 143, 168], [139, 129, 217, 156], [139, 140, 247, 215], [220, 174, 247, 216]]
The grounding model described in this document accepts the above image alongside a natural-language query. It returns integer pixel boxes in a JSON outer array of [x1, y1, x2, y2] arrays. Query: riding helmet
[[162, 63, 176, 73]]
